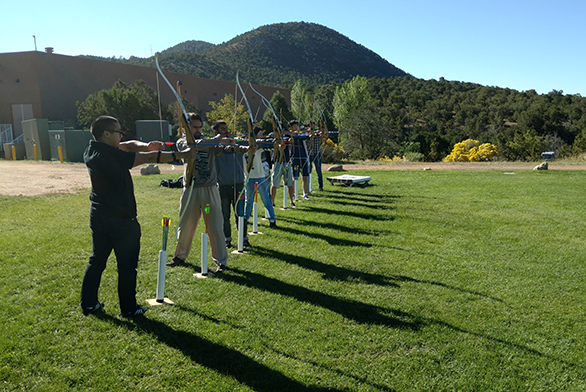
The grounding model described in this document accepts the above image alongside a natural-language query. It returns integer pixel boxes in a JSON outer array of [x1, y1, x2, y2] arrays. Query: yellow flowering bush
[[379, 155, 406, 162], [322, 139, 346, 162], [444, 139, 498, 162]]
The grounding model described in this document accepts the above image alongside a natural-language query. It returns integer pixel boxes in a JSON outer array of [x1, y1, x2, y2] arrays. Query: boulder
[[533, 162, 548, 171], [327, 164, 344, 172], [140, 164, 161, 175]]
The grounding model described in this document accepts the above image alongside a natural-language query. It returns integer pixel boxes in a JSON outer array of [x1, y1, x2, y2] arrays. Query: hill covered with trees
[[300, 76, 586, 162], [92, 22, 408, 87]]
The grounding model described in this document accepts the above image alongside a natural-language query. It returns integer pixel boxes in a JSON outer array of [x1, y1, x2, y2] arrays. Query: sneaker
[[303, 194, 310, 201], [225, 240, 232, 248], [122, 305, 147, 318], [290, 202, 296, 209], [318, 187, 323, 191], [82, 301, 104, 316], [243, 240, 251, 248], [215, 264, 227, 273], [269, 221, 277, 228], [166, 257, 185, 267]]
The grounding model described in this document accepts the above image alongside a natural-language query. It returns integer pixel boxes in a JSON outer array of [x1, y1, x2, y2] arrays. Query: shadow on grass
[[95, 313, 331, 392], [253, 247, 398, 287], [216, 269, 575, 367], [221, 267, 421, 330], [320, 191, 402, 203], [302, 205, 393, 222], [271, 348, 397, 392], [326, 190, 402, 200], [323, 198, 394, 210], [277, 215, 393, 236], [392, 274, 506, 304], [277, 225, 373, 247]]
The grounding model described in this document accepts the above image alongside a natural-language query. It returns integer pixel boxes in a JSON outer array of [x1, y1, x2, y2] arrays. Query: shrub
[[444, 139, 498, 162], [322, 139, 345, 162]]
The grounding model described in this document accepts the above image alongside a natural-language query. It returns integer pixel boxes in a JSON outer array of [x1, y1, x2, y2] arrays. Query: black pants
[[81, 215, 141, 314], [218, 183, 244, 241]]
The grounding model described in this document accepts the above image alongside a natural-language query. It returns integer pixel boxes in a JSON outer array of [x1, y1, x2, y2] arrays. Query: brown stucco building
[[0, 50, 289, 138]]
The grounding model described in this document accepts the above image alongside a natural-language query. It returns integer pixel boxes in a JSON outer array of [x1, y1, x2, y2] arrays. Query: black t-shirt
[[84, 140, 137, 219]]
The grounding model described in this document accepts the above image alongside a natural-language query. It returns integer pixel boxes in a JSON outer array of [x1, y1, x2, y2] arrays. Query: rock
[[533, 162, 548, 171], [140, 164, 161, 175], [327, 164, 344, 172]]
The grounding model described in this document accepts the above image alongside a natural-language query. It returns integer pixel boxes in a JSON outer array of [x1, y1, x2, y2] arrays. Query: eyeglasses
[[110, 130, 124, 136]]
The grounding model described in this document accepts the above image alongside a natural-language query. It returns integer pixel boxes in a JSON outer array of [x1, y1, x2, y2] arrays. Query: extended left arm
[[119, 140, 164, 152]]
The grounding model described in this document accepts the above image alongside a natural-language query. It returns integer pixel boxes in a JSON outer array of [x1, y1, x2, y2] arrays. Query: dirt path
[[0, 159, 583, 196]]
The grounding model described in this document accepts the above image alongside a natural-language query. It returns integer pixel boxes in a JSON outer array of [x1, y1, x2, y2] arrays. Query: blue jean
[[81, 215, 141, 314], [244, 177, 275, 223], [309, 153, 323, 189]]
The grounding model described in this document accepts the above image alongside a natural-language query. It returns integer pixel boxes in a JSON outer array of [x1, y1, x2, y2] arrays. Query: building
[[0, 50, 289, 139]]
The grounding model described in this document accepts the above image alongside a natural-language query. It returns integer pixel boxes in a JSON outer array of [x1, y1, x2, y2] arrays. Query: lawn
[[1, 169, 585, 391]]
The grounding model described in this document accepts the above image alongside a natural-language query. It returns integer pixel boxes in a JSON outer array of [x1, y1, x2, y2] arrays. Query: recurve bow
[[155, 54, 197, 186]]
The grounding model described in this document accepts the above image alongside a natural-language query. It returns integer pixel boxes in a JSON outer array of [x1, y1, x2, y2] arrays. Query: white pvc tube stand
[[237, 216, 245, 252], [309, 173, 313, 193], [201, 233, 208, 275], [156, 250, 167, 301], [253, 203, 258, 233], [294, 179, 298, 201], [283, 186, 288, 209]]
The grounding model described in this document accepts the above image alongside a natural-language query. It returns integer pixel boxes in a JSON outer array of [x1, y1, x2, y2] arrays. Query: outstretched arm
[[119, 140, 164, 152], [132, 148, 195, 168]]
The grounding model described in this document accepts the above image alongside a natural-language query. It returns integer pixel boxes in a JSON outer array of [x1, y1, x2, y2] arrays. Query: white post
[[253, 202, 258, 233], [237, 216, 245, 252], [294, 178, 298, 201], [309, 171, 313, 193], [148, 216, 174, 304], [283, 185, 288, 209], [156, 250, 166, 302], [201, 232, 208, 275]]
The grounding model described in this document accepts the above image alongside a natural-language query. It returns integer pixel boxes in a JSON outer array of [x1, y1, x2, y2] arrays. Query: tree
[[77, 80, 170, 139], [332, 76, 372, 124], [341, 106, 398, 160], [333, 76, 382, 158], [262, 91, 293, 123], [206, 94, 249, 136], [290, 80, 314, 125]]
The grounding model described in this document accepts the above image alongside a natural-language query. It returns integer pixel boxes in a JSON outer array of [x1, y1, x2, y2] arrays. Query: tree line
[[77, 76, 586, 162]]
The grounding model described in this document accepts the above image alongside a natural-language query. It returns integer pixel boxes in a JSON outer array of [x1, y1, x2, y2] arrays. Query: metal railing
[[0, 124, 14, 144]]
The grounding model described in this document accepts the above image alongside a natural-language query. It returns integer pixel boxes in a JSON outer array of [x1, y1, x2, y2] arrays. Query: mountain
[[201, 22, 409, 86], [160, 40, 215, 55], [96, 22, 409, 87]]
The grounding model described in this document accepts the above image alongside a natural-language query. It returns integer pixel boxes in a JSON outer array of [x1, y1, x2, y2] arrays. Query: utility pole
[[33, 35, 37, 51]]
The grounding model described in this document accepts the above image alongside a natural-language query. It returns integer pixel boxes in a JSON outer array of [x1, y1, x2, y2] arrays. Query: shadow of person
[[94, 312, 331, 392], [220, 268, 421, 330]]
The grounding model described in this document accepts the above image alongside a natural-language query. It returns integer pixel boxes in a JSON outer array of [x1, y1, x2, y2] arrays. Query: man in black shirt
[[81, 115, 194, 317]]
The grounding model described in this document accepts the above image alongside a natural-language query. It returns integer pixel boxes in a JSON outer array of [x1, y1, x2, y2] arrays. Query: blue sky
[[2, 0, 585, 95]]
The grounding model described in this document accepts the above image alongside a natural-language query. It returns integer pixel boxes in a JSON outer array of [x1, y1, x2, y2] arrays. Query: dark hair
[[90, 115, 119, 140], [212, 120, 227, 132], [187, 112, 203, 123], [288, 120, 300, 128]]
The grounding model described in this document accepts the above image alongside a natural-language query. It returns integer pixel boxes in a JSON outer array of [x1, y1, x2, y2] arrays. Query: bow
[[247, 82, 285, 163], [318, 107, 329, 147], [155, 54, 196, 186], [236, 72, 257, 173]]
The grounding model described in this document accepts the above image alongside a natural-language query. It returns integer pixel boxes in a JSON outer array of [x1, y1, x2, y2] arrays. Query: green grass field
[[1, 169, 585, 391]]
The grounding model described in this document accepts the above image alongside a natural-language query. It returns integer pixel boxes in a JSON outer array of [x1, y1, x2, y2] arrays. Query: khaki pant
[[174, 185, 228, 266]]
